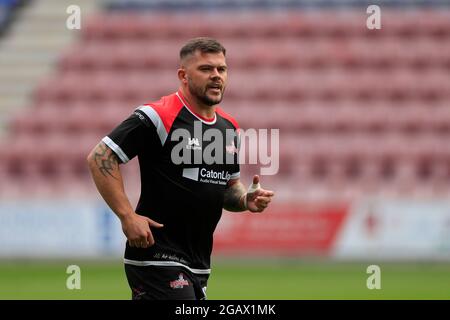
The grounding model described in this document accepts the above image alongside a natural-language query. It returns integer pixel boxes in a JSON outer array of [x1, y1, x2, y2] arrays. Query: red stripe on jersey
[[143, 93, 185, 134]]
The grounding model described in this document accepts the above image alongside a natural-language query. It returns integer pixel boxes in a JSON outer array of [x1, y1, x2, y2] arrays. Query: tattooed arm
[[223, 178, 247, 212], [91, 142, 120, 180], [87, 142, 134, 218], [87, 142, 163, 248], [223, 176, 275, 213]]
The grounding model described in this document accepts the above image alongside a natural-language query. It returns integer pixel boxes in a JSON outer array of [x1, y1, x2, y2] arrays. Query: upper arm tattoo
[[93, 142, 119, 179]]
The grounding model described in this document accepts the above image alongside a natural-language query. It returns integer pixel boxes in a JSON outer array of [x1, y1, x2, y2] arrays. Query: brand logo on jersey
[[200, 168, 230, 181], [199, 168, 230, 185], [171, 120, 280, 176], [170, 273, 190, 289], [182, 168, 230, 185], [186, 138, 201, 150]]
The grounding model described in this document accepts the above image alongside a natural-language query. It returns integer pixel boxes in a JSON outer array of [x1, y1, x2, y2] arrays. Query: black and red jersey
[[103, 91, 240, 275]]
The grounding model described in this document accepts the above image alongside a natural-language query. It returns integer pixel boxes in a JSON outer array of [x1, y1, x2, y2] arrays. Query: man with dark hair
[[180, 37, 226, 60], [87, 37, 274, 300]]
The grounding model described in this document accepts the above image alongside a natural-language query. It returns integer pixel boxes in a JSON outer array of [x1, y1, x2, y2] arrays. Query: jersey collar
[[176, 91, 217, 125]]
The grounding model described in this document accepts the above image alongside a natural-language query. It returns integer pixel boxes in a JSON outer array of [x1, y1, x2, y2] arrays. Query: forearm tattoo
[[93, 142, 119, 179], [223, 182, 247, 212]]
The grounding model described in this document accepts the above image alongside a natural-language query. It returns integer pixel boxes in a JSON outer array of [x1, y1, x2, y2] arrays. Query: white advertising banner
[[333, 198, 450, 260], [0, 200, 126, 258], [2, 198, 450, 259]]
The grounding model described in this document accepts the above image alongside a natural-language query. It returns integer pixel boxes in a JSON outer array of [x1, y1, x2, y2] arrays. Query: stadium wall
[[1, 199, 450, 260]]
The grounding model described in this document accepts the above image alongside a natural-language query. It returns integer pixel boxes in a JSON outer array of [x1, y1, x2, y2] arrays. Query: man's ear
[[177, 68, 188, 84]]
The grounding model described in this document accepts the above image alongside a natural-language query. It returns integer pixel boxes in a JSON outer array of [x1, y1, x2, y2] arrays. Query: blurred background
[[0, 0, 450, 299]]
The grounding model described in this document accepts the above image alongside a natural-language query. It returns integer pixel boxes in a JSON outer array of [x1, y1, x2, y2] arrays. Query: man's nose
[[210, 68, 221, 79]]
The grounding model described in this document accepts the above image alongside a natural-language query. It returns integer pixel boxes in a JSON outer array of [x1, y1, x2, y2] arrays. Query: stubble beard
[[188, 81, 224, 107]]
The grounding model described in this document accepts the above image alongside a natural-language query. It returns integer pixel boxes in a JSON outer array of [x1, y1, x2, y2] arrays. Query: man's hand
[[121, 213, 164, 248], [246, 175, 274, 213]]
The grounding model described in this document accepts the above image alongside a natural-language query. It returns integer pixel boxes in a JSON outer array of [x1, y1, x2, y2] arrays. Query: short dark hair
[[180, 37, 226, 60]]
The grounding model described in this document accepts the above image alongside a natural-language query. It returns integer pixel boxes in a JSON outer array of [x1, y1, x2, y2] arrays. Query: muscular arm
[[223, 179, 247, 212], [87, 142, 135, 220], [87, 141, 163, 248]]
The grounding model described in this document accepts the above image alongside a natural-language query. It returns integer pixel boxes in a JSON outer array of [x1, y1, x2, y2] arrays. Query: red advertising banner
[[214, 204, 349, 256]]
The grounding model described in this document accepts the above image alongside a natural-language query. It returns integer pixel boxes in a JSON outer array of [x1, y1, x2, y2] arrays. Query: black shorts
[[124, 264, 210, 300]]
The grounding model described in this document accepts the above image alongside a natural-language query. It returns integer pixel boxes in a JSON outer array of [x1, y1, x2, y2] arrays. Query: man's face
[[181, 50, 228, 106]]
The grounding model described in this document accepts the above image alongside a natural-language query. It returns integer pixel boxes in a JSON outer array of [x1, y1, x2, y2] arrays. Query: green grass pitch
[[0, 259, 449, 299]]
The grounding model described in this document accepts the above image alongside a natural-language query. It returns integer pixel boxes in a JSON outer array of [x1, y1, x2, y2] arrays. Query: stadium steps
[[0, 0, 99, 135]]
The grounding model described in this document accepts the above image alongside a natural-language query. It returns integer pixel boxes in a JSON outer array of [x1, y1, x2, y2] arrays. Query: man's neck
[[178, 88, 216, 120]]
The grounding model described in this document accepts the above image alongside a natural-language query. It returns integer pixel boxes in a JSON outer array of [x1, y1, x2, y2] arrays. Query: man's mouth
[[207, 84, 222, 93]]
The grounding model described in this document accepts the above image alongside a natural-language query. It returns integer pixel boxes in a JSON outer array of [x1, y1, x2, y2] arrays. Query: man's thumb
[[146, 217, 164, 228], [248, 175, 261, 194]]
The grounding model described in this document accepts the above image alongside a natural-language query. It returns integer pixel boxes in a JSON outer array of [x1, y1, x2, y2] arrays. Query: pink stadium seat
[[315, 11, 362, 37], [416, 11, 450, 37]]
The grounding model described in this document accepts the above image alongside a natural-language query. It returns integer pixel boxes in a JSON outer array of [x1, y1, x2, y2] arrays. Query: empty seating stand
[[1, 1, 450, 201]]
